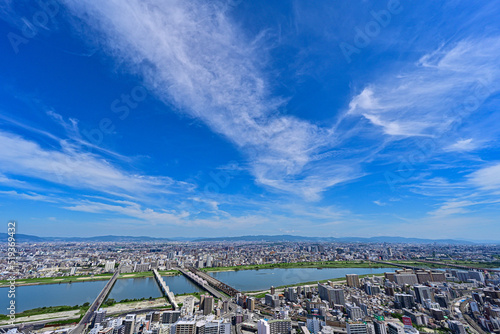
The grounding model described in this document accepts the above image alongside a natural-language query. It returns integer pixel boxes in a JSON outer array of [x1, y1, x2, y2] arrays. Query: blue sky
[[0, 0, 499, 239]]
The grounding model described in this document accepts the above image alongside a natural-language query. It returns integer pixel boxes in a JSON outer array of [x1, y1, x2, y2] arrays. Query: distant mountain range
[[0, 233, 494, 244], [194, 235, 480, 244], [0, 233, 172, 243]]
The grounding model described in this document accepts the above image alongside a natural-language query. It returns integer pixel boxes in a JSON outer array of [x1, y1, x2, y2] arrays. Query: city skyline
[[1, 1, 500, 238]]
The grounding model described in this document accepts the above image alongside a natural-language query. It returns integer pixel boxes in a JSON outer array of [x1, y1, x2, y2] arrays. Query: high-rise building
[[318, 283, 345, 305], [394, 274, 418, 286], [306, 317, 322, 334], [347, 305, 364, 320], [346, 274, 360, 288], [468, 271, 484, 283], [257, 319, 270, 334], [364, 283, 373, 295], [373, 321, 387, 334], [430, 272, 446, 282], [113, 325, 126, 334], [265, 294, 280, 307], [162, 311, 181, 324], [431, 308, 445, 321], [287, 287, 298, 302], [123, 314, 135, 334], [387, 247, 393, 257], [223, 300, 229, 313], [174, 320, 196, 334], [219, 323, 231, 334], [134, 263, 150, 272], [456, 271, 470, 282], [346, 322, 368, 334], [414, 285, 433, 304], [203, 296, 214, 315], [93, 308, 107, 326], [435, 294, 448, 308], [268, 320, 292, 334], [206, 256, 213, 267], [385, 273, 396, 282], [105, 261, 116, 272], [247, 297, 256, 311], [183, 297, 195, 315], [394, 294, 416, 309], [387, 323, 404, 334], [415, 271, 431, 284], [472, 292, 484, 305], [448, 320, 466, 334]]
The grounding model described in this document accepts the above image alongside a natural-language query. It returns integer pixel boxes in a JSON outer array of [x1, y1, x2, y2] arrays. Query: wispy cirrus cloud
[[0, 189, 57, 202], [60, 0, 362, 201], [468, 162, 500, 192], [61, 0, 500, 203], [0, 130, 191, 198], [348, 38, 500, 139], [444, 138, 479, 152], [410, 163, 500, 218]]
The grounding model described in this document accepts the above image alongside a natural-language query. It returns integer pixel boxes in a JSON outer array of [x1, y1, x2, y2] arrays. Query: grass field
[[0, 270, 179, 287], [394, 260, 500, 269], [435, 260, 500, 268], [387, 261, 446, 269], [202, 260, 397, 272], [247, 273, 385, 297], [0, 304, 88, 320]]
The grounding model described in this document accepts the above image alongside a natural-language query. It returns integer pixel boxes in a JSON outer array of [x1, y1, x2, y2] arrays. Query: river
[[208, 267, 397, 291], [4, 266, 496, 314], [0, 275, 202, 314]]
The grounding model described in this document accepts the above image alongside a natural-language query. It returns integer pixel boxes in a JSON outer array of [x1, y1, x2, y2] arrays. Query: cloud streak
[[348, 38, 500, 139], [0, 130, 190, 197], [61, 0, 360, 200]]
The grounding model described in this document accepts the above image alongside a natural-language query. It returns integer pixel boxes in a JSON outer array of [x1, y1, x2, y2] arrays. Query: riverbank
[[245, 273, 385, 298], [388, 260, 500, 269], [202, 261, 397, 272], [0, 294, 198, 327], [424, 260, 500, 269], [0, 270, 180, 288]]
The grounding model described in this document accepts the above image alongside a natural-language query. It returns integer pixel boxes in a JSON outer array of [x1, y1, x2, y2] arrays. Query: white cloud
[[61, 0, 359, 200], [0, 130, 190, 197], [444, 138, 479, 152], [468, 163, 500, 191], [63, 198, 270, 229], [373, 200, 386, 206], [348, 38, 500, 138], [429, 200, 474, 217], [0, 190, 57, 202]]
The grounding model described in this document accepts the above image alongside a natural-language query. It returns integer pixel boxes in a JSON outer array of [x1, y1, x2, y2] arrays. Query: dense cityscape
[[1, 241, 500, 334], [2, 1, 500, 334]]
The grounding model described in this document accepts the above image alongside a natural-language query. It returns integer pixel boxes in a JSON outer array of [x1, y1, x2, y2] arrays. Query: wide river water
[[0, 275, 203, 314], [209, 267, 397, 291], [0, 266, 459, 314]]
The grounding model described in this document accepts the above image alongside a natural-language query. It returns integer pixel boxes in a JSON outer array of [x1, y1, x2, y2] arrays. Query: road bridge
[[70, 267, 120, 334], [152, 269, 178, 309], [177, 267, 225, 299], [369, 260, 445, 272], [187, 267, 240, 297], [413, 260, 500, 273]]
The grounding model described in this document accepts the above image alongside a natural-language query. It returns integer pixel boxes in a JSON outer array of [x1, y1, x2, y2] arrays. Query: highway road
[[70, 267, 120, 334]]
